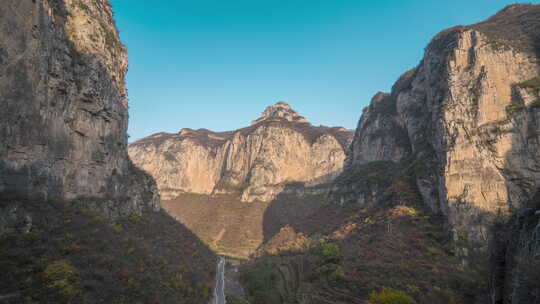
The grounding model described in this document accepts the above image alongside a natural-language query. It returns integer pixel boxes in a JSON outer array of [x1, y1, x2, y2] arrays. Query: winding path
[[214, 257, 226, 304]]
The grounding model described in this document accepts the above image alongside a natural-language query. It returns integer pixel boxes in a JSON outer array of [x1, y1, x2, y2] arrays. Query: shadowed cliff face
[[0, 0, 159, 215], [129, 102, 353, 202], [340, 4, 540, 245], [0, 2, 219, 302]]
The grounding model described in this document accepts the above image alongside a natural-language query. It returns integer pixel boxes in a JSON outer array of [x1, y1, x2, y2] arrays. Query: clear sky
[[110, 0, 540, 142]]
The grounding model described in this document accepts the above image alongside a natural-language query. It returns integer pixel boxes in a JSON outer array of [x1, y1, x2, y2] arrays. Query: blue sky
[[110, 0, 539, 141]]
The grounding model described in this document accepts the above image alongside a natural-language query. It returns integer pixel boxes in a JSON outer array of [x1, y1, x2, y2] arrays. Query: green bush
[[506, 101, 525, 116], [487, 39, 508, 51], [317, 263, 346, 283], [518, 76, 540, 92], [42, 260, 81, 302], [77, 1, 90, 11], [109, 223, 123, 233], [241, 263, 278, 295], [319, 242, 341, 265], [364, 288, 416, 304]]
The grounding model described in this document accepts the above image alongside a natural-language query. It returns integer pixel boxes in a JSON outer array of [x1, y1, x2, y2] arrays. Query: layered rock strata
[[129, 102, 353, 202]]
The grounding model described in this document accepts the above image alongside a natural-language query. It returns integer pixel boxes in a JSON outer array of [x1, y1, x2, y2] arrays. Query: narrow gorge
[[2, 1, 540, 304]]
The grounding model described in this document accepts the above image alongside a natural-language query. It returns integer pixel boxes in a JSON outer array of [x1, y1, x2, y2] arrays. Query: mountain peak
[[251, 101, 308, 125]]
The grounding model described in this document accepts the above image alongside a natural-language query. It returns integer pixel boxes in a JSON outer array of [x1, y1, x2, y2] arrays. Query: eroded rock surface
[[0, 0, 159, 215], [340, 4, 540, 243], [129, 102, 353, 202]]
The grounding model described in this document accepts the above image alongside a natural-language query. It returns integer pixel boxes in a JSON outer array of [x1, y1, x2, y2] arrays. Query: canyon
[[1, 1, 540, 304]]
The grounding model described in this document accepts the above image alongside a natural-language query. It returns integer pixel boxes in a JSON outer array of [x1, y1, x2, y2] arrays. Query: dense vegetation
[[470, 4, 540, 55], [518, 76, 540, 93], [239, 202, 486, 304], [0, 196, 215, 304]]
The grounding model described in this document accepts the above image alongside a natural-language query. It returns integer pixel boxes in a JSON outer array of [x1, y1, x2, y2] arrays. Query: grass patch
[[486, 39, 509, 51], [506, 100, 526, 116], [77, 1, 90, 12], [364, 288, 416, 304], [518, 76, 540, 93]]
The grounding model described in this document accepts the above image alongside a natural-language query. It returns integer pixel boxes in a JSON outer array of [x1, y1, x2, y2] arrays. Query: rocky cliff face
[[129, 102, 353, 202], [0, 0, 159, 216], [342, 4, 540, 244]]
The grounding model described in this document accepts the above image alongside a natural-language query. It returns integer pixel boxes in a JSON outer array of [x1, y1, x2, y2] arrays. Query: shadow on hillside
[[162, 193, 269, 258], [261, 182, 330, 243], [250, 186, 495, 304], [0, 194, 218, 303], [491, 76, 540, 303]]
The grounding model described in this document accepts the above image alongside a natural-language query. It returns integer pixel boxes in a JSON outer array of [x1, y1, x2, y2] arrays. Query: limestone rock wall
[[342, 4, 540, 243], [345, 91, 411, 169], [129, 103, 352, 202], [0, 0, 159, 215]]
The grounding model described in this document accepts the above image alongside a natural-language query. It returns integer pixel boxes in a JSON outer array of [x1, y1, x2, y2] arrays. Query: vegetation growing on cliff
[[470, 4, 540, 55], [239, 200, 486, 304], [364, 288, 415, 304], [506, 100, 526, 116], [0, 196, 215, 304], [518, 76, 540, 92]]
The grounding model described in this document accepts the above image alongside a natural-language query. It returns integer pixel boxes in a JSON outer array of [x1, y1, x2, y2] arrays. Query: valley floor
[[162, 191, 327, 259]]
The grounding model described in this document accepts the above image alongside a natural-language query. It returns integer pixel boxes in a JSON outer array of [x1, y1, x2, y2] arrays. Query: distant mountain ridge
[[129, 102, 353, 202]]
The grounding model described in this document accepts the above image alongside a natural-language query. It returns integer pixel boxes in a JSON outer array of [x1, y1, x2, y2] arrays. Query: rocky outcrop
[[251, 101, 308, 125], [129, 102, 353, 202], [345, 92, 411, 168], [0, 0, 159, 215], [341, 4, 540, 244]]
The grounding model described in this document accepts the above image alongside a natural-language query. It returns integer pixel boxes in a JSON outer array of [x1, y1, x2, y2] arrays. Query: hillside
[[241, 203, 486, 304], [0, 196, 215, 303], [163, 183, 330, 258]]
